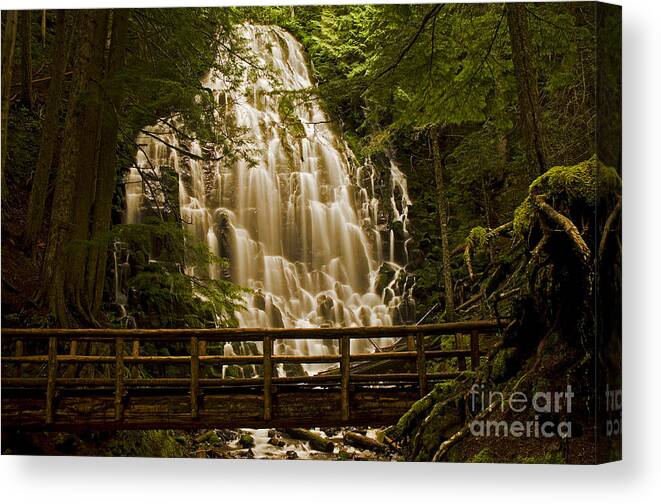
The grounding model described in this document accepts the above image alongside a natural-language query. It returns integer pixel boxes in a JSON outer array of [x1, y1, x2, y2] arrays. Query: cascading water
[[125, 25, 414, 370]]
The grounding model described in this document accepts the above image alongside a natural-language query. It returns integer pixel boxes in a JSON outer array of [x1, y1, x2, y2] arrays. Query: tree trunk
[[18, 10, 33, 111], [63, 9, 109, 321], [1, 11, 19, 200], [42, 10, 97, 327], [25, 10, 71, 250], [506, 3, 546, 177], [430, 128, 455, 322], [86, 9, 130, 317]]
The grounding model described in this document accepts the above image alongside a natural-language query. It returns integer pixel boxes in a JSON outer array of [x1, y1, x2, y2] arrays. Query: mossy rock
[[105, 430, 185, 458], [239, 433, 255, 448]]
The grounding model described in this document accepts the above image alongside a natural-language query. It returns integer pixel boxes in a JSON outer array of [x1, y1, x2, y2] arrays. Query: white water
[[125, 25, 413, 369]]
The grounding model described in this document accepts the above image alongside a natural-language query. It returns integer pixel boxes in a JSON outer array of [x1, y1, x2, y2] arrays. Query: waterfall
[[125, 25, 414, 365]]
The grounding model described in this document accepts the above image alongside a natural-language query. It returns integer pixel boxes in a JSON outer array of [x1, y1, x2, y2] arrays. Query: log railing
[[1, 320, 504, 429]]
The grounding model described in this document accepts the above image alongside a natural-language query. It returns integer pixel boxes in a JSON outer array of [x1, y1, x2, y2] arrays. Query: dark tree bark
[[86, 9, 130, 317], [42, 10, 98, 326], [430, 128, 455, 322], [63, 9, 109, 321], [25, 11, 72, 250], [1, 11, 19, 200], [18, 10, 34, 111], [506, 3, 546, 177]]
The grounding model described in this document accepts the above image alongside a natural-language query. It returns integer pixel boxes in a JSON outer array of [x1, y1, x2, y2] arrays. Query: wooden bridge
[[1, 320, 503, 431]]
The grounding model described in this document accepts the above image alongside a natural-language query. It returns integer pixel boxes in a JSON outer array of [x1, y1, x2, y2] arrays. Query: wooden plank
[[470, 329, 480, 370], [1, 349, 481, 365], [45, 336, 58, 424], [340, 335, 350, 421], [1, 388, 419, 432], [114, 337, 124, 421], [0, 319, 506, 341], [263, 335, 272, 421], [415, 333, 427, 398], [190, 336, 199, 419]]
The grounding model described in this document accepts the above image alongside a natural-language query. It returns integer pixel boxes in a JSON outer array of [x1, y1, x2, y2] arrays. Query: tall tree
[[86, 9, 130, 318], [25, 10, 72, 251], [63, 9, 109, 321], [506, 3, 546, 177], [18, 10, 33, 111], [1, 10, 19, 200], [42, 10, 101, 326], [430, 128, 455, 322]]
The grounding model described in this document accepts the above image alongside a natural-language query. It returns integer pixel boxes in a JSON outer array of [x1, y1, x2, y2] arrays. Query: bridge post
[[470, 330, 480, 370], [456, 334, 467, 371], [406, 335, 414, 352], [190, 336, 199, 419], [263, 335, 272, 421], [13, 339, 23, 377], [114, 337, 124, 421], [415, 333, 427, 398], [45, 336, 58, 424], [131, 339, 140, 379], [341, 335, 350, 421]]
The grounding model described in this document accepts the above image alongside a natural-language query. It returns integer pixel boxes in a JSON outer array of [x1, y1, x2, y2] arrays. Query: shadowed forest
[[1, 3, 620, 463]]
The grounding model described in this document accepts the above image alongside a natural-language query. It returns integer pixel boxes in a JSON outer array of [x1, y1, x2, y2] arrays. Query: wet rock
[[224, 365, 244, 379], [253, 290, 266, 311], [283, 363, 306, 377], [268, 436, 285, 448], [322, 427, 340, 437], [239, 433, 255, 448]]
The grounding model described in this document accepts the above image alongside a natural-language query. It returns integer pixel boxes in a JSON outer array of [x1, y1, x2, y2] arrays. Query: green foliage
[[117, 8, 252, 170], [112, 219, 247, 327]]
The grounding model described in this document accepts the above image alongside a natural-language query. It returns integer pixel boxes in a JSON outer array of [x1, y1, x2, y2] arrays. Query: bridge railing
[[1, 320, 504, 425]]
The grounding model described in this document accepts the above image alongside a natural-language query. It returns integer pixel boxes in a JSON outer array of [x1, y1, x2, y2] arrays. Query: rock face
[[125, 25, 415, 371]]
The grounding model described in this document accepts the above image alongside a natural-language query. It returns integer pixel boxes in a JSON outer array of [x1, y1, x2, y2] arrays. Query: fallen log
[[284, 428, 334, 453], [343, 431, 389, 453]]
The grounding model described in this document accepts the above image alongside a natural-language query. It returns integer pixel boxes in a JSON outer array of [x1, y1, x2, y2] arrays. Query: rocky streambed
[[183, 427, 401, 461]]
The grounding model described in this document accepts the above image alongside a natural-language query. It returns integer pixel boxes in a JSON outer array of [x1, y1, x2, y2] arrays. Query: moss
[[515, 450, 565, 464], [466, 226, 489, 250], [105, 430, 185, 458], [469, 448, 496, 463], [513, 155, 620, 238], [239, 433, 255, 448], [386, 382, 457, 440], [513, 197, 536, 238], [490, 347, 519, 383]]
